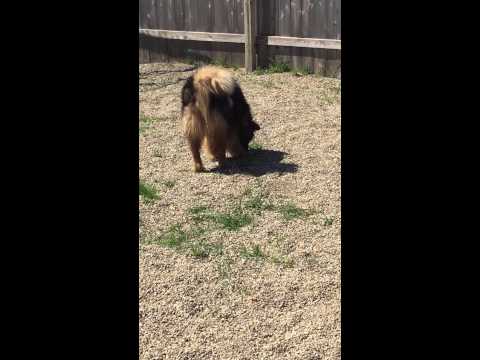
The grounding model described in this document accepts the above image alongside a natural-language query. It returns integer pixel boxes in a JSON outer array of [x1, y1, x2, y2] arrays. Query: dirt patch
[[139, 62, 341, 360]]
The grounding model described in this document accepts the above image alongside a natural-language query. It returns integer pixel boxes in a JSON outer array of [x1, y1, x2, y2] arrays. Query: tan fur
[[182, 66, 247, 172], [193, 66, 236, 96], [182, 104, 206, 172]]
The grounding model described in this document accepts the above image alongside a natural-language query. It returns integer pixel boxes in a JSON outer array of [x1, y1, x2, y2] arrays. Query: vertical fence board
[[300, 0, 314, 73], [244, 0, 257, 71], [326, 0, 340, 77], [290, 0, 303, 71], [311, 0, 327, 75]]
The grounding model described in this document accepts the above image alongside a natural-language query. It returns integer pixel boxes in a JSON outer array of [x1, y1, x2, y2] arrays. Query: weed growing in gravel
[[316, 83, 341, 105], [190, 240, 224, 258], [148, 223, 223, 260], [271, 255, 295, 268], [254, 62, 291, 75], [293, 66, 314, 76], [140, 113, 157, 123], [154, 224, 188, 248], [163, 180, 175, 189], [304, 253, 321, 267], [187, 238, 223, 259], [188, 185, 271, 230], [216, 257, 233, 281], [139, 113, 158, 133], [188, 205, 209, 215], [240, 244, 266, 260], [276, 202, 308, 220], [324, 216, 334, 226], [243, 192, 274, 214], [269, 62, 291, 72], [259, 80, 277, 89], [210, 58, 240, 70], [236, 286, 252, 296], [214, 210, 253, 231], [139, 181, 159, 202], [189, 207, 218, 224], [253, 68, 267, 75], [189, 242, 211, 258]]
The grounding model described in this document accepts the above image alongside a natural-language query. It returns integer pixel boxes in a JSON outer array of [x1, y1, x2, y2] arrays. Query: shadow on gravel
[[210, 148, 298, 177]]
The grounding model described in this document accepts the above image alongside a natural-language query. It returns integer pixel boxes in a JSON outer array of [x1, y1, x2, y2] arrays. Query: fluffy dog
[[181, 66, 260, 172]]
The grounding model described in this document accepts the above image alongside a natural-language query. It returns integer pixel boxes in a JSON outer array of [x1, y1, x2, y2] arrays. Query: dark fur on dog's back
[[181, 76, 195, 109], [180, 66, 260, 172], [229, 85, 260, 150]]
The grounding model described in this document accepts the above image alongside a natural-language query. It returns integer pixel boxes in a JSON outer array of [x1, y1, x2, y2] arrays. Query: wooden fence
[[139, 0, 341, 77]]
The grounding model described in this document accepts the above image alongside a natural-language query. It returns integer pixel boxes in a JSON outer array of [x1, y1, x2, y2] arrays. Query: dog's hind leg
[[189, 138, 205, 172], [205, 113, 228, 168], [183, 106, 206, 172], [203, 138, 218, 162], [207, 135, 226, 167]]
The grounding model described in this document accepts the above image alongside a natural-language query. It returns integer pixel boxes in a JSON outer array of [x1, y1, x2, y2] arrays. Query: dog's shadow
[[211, 148, 298, 176]]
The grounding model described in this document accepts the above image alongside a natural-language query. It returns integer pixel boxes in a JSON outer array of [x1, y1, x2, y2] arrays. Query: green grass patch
[[147, 223, 223, 260], [243, 192, 274, 214], [189, 204, 253, 231], [214, 210, 253, 231], [139, 181, 159, 202], [153, 224, 188, 248], [254, 62, 291, 75], [187, 205, 212, 223], [276, 202, 308, 220]]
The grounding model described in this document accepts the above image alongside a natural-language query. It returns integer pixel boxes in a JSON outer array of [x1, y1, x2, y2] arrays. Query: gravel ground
[[139, 62, 341, 360]]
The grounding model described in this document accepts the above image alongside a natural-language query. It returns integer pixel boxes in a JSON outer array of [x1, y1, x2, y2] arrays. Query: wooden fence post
[[244, 0, 257, 72]]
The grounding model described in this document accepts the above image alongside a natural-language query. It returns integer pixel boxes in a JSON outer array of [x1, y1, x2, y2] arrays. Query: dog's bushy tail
[[194, 65, 235, 96], [193, 66, 236, 127]]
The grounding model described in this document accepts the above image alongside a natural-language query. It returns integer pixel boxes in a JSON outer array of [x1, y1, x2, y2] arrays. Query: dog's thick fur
[[181, 66, 260, 172]]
